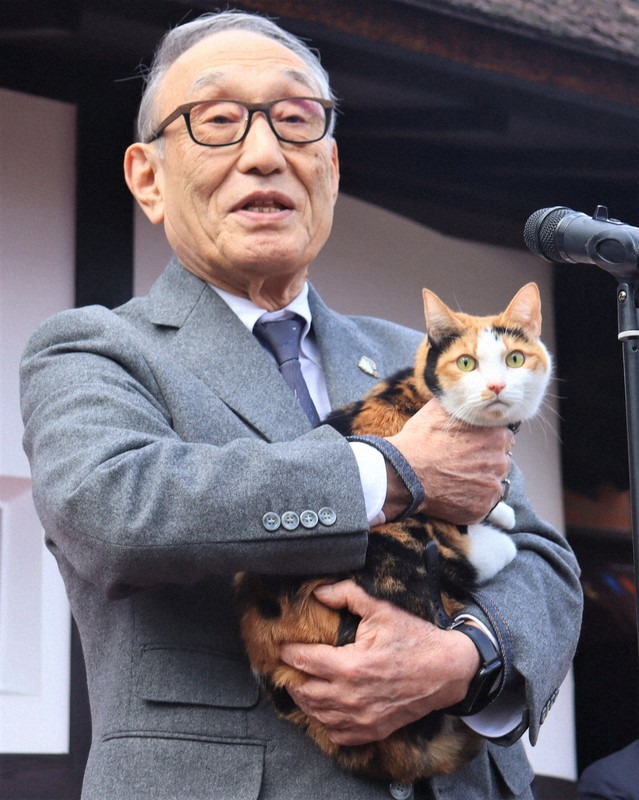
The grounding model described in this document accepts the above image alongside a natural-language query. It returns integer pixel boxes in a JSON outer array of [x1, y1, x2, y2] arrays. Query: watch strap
[[446, 620, 503, 716]]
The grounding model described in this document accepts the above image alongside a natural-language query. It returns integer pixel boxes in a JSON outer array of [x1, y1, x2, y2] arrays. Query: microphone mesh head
[[524, 207, 572, 261]]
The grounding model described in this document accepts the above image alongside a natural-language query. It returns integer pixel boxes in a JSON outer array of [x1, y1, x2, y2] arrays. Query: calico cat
[[235, 282, 551, 783]]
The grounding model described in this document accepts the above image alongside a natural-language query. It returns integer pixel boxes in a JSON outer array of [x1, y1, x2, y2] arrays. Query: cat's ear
[[422, 288, 464, 345], [502, 282, 542, 338]]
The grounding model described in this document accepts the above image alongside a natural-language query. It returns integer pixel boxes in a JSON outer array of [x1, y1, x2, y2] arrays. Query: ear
[[502, 282, 542, 338], [329, 139, 340, 206], [422, 288, 463, 345], [123, 142, 165, 225]]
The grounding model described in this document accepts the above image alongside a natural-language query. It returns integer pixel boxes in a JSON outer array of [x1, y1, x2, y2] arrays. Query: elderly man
[[20, 10, 582, 800]]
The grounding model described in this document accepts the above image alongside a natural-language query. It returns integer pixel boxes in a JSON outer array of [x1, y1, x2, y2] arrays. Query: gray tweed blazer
[[20, 259, 582, 799]]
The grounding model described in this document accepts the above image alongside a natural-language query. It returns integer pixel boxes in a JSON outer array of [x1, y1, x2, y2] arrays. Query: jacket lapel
[[308, 285, 387, 409], [146, 260, 313, 442]]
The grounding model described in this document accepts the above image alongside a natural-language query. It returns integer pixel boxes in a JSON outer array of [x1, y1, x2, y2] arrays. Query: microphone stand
[[615, 277, 639, 662], [527, 203, 639, 663]]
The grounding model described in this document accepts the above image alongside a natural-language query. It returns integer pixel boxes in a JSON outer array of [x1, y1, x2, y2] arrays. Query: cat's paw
[[486, 501, 516, 531], [466, 523, 517, 583]]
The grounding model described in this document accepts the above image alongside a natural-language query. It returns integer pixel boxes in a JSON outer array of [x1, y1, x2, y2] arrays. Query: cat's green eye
[[506, 350, 525, 368], [457, 355, 477, 372]]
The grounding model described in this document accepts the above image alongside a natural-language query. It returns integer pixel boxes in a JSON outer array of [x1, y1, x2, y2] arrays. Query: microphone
[[524, 205, 639, 279]]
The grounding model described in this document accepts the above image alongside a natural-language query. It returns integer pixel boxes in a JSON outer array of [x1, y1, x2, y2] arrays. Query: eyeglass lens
[[188, 98, 328, 145]]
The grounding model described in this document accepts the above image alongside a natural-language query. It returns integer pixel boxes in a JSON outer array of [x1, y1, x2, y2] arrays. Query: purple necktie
[[254, 316, 320, 426]]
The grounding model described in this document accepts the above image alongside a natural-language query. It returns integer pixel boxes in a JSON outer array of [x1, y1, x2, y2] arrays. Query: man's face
[[128, 29, 340, 299]]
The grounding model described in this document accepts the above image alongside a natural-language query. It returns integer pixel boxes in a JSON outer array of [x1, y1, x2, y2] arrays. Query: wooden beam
[[229, 0, 639, 112]]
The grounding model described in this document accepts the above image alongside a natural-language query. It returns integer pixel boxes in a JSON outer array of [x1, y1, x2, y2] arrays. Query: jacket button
[[281, 511, 300, 530], [318, 507, 337, 526], [300, 509, 319, 528], [389, 782, 414, 799], [262, 512, 281, 531]]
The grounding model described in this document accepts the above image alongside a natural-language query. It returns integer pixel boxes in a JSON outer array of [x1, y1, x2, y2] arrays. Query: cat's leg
[[465, 522, 517, 583], [486, 500, 516, 530]]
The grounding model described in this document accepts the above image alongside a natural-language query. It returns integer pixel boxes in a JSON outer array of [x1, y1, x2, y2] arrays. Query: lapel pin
[[357, 356, 379, 378]]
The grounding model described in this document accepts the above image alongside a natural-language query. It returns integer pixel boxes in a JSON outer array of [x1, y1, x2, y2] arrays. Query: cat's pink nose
[[488, 382, 506, 395]]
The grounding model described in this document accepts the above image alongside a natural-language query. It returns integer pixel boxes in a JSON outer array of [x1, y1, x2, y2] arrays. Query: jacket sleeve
[[462, 462, 583, 747], [20, 307, 370, 598]]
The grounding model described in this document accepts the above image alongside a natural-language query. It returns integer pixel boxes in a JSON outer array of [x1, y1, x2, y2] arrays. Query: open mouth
[[243, 199, 288, 213], [237, 194, 293, 214]]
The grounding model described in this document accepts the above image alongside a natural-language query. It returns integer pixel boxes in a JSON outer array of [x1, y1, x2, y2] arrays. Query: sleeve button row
[[261, 507, 336, 532]]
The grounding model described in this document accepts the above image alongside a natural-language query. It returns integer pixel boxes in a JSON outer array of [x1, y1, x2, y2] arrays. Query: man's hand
[[385, 398, 514, 524], [279, 580, 479, 746]]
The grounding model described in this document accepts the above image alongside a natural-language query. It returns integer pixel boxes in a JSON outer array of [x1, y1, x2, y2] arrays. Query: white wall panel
[[0, 87, 75, 753]]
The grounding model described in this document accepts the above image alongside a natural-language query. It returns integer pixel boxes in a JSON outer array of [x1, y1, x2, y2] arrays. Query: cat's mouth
[[484, 398, 512, 416]]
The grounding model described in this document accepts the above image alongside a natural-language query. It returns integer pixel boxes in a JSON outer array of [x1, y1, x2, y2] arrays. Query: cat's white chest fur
[[465, 501, 517, 583], [487, 500, 516, 530], [466, 520, 517, 583]]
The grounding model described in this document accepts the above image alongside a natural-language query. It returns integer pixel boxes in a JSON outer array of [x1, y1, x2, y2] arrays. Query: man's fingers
[[312, 579, 375, 616], [280, 641, 342, 679]]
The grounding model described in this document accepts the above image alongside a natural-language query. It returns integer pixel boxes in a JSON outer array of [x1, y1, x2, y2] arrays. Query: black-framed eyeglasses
[[146, 97, 334, 147]]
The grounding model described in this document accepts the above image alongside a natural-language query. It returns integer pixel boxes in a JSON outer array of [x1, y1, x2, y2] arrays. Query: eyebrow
[[189, 68, 318, 97]]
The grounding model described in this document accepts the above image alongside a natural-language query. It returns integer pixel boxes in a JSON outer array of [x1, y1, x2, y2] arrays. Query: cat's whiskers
[[448, 397, 493, 428], [537, 399, 562, 438], [517, 419, 557, 450], [441, 413, 462, 435]]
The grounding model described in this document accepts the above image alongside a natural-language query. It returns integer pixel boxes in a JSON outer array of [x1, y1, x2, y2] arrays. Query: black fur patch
[[405, 710, 445, 740], [337, 609, 360, 645], [425, 345, 443, 396], [493, 325, 529, 342], [255, 595, 283, 619], [268, 682, 297, 715], [324, 400, 365, 434], [375, 369, 413, 405]]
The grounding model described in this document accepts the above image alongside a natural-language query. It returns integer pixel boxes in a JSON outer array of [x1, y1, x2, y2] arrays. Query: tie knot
[[254, 316, 304, 366]]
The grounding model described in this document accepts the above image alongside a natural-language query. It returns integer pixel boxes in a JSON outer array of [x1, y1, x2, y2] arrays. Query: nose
[[236, 112, 287, 174], [487, 382, 506, 395]]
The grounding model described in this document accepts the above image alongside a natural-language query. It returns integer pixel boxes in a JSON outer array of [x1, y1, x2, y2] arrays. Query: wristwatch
[[446, 620, 503, 716]]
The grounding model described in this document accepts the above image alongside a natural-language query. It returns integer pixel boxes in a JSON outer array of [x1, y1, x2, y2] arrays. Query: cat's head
[[415, 282, 551, 427]]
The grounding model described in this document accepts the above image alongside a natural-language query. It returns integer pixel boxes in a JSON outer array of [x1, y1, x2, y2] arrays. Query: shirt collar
[[210, 282, 312, 337], [210, 282, 321, 366]]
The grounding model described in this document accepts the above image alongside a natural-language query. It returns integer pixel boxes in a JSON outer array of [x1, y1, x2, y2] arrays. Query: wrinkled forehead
[[157, 29, 322, 112]]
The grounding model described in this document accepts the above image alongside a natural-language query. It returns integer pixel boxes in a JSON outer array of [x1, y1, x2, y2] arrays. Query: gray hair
[[137, 10, 336, 143]]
